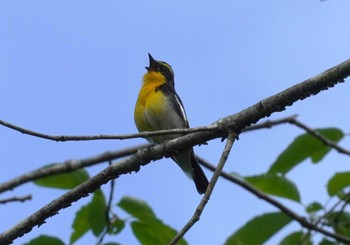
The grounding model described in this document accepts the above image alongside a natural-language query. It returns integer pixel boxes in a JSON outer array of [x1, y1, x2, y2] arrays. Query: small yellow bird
[[134, 54, 209, 194]]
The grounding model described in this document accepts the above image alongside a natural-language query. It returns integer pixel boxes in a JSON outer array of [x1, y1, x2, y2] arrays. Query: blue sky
[[1, 1, 350, 244]]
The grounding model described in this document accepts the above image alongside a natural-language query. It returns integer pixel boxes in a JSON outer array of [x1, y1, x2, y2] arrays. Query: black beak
[[145, 53, 157, 71]]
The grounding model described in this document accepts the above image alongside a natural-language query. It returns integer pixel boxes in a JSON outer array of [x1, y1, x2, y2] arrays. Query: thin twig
[[97, 161, 116, 245], [0, 195, 32, 204], [242, 114, 298, 132], [198, 157, 350, 244], [310, 192, 350, 234], [289, 119, 350, 157], [245, 115, 350, 158], [0, 119, 214, 142], [169, 131, 237, 245]]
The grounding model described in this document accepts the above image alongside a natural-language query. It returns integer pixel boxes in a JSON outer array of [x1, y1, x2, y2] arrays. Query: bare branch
[[169, 131, 237, 245], [0, 195, 32, 205], [214, 58, 350, 134], [0, 119, 213, 142], [242, 114, 298, 132], [198, 157, 350, 244]]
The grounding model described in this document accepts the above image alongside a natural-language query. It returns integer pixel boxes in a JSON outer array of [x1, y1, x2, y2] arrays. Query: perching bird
[[134, 54, 209, 194]]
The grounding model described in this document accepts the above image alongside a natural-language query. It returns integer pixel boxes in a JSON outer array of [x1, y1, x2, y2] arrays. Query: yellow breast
[[134, 71, 167, 132]]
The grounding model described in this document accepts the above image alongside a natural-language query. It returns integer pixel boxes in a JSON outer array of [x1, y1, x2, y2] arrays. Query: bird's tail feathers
[[190, 155, 209, 194]]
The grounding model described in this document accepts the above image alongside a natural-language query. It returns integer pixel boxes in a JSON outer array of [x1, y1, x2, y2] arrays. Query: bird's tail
[[172, 150, 209, 194], [190, 154, 209, 194]]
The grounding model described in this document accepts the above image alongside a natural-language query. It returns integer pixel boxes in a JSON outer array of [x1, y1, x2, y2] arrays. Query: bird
[[134, 53, 209, 194]]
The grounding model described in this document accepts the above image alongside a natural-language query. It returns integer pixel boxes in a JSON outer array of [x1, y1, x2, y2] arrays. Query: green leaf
[[244, 173, 300, 202], [34, 166, 89, 189], [88, 190, 107, 236], [118, 196, 156, 221], [70, 190, 107, 244], [224, 212, 292, 245], [70, 203, 90, 244], [118, 196, 187, 245], [24, 235, 65, 245], [108, 218, 125, 235], [279, 231, 312, 245], [326, 211, 350, 237], [327, 172, 350, 196], [131, 219, 186, 245], [269, 128, 343, 174], [319, 238, 337, 245], [306, 202, 323, 213]]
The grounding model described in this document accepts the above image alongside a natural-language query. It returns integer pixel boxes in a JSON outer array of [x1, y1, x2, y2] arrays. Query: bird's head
[[145, 53, 174, 87]]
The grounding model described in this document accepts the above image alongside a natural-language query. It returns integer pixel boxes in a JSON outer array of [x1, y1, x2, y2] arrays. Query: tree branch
[[244, 115, 350, 157], [1, 115, 329, 195], [0, 58, 350, 244], [288, 118, 350, 156], [0, 145, 148, 194], [169, 131, 237, 245], [0, 119, 213, 142], [0, 195, 32, 205], [198, 157, 350, 244]]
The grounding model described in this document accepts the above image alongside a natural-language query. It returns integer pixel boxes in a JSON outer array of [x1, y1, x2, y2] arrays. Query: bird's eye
[[161, 63, 172, 73]]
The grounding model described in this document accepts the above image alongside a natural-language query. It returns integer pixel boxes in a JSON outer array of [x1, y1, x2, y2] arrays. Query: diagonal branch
[[198, 157, 350, 244], [288, 118, 350, 156], [214, 59, 350, 134], [169, 131, 237, 245], [0, 144, 148, 194], [243, 115, 350, 157]]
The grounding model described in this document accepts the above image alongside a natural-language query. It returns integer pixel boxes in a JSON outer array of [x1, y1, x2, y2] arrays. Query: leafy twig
[[244, 115, 350, 157], [198, 157, 350, 244], [289, 119, 350, 156]]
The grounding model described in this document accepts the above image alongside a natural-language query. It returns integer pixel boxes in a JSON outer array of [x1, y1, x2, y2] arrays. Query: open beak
[[145, 53, 157, 71]]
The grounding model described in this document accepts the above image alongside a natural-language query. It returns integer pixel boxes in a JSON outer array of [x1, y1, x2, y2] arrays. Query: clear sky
[[1, 1, 350, 244]]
